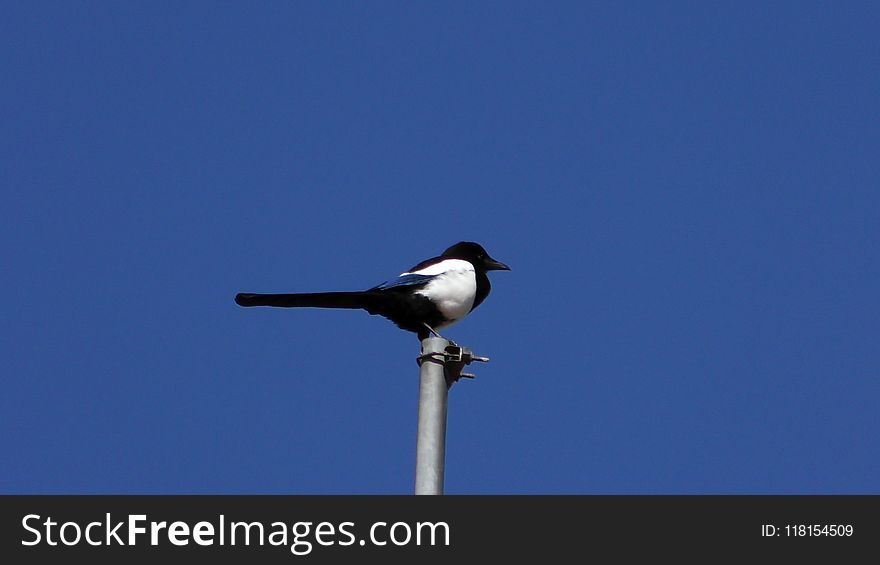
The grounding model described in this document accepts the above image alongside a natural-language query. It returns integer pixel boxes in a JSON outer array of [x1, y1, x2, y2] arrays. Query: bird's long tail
[[234, 291, 382, 311]]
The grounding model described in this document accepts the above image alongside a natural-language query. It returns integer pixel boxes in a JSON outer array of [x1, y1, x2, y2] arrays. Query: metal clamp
[[417, 344, 490, 385]]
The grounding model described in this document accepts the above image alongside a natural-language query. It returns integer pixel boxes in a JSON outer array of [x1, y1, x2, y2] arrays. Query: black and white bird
[[234, 242, 510, 340]]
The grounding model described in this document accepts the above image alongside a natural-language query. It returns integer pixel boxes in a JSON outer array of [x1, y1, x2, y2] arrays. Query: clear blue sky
[[3, 2, 878, 494]]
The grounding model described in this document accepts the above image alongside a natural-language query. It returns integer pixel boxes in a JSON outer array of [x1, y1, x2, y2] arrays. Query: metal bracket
[[416, 344, 490, 387]]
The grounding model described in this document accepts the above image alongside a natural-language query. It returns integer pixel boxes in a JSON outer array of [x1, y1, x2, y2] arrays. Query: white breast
[[405, 259, 477, 324]]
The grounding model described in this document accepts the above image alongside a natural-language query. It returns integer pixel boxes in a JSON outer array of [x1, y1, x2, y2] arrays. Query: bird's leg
[[422, 323, 457, 347], [422, 323, 442, 338]]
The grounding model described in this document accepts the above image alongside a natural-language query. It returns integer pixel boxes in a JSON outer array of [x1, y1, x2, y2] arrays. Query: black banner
[[2, 496, 876, 562]]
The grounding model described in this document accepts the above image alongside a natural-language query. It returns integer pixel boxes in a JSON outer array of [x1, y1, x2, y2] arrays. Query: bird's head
[[441, 242, 511, 272]]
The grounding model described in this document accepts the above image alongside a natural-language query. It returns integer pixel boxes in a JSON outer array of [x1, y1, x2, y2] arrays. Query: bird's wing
[[369, 273, 436, 291]]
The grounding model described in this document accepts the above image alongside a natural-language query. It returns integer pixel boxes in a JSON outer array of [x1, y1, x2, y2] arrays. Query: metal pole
[[414, 336, 449, 495]]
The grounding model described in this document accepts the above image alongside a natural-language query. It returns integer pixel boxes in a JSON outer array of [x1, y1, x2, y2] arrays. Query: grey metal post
[[414, 336, 449, 495]]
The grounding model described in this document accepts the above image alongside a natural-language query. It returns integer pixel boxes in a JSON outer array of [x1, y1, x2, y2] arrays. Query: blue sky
[[2, 2, 878, 494]]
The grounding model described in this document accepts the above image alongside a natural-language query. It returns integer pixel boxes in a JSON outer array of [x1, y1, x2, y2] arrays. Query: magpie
[[234, 242, 510, 340]]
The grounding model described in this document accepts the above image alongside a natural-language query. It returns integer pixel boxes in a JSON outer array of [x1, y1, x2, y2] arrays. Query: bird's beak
[[485, 257, 511, 271]]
